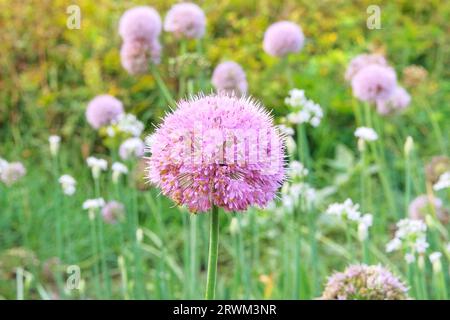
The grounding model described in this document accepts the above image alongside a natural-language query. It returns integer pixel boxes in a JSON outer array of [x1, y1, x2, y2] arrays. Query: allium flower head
[[48, 135, 61, 157], [425, 156, 450, 185], [386, 218, 428, 254], [211, 61, 248, 97], [263, 21, 304, 57], [408, 194, 448, 224], [351, 65, 397, 103], [285, 89, 323, 127], [119, 6, 162, 42], [82, 198, 105, 211], [119, 137, 145, 161], [107, 113, 144, 138], [0, 158, 9, 174], [101, 201, 125, 224], [288, 161, 308, 180], [59, 174, 76, 196], [120, 39, 161, 74], [354, 127, 378, 142], [345, 53, 388, 82], [86, 157, 108, 179], [0, 162, 26, 186], [321, 264, 409, 300], [147, 94, 285, 213], [402, 65, 428, 87], [376, 86, 411, 115], [433, 171, 450, 191], [112, 162, 128, 184], [86, 95, 124, 129], [164, 2, 206, 39]]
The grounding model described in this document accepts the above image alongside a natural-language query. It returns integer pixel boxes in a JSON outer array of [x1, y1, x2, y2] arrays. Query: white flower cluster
[[429, 251, 443, 272], [325, 198, 373, 241], [281, 182, 317, 211], [106, 113, 144, 138], [119, 137, 145, 160], [59, 174, 76, 196], [48, 135, 61, 157], [112, 162, 128, 183], [354, 127, 378, 142], [87, 157, 108, 179], [386, 218, 428, 258], [82, 198, 105, 210], [285, 89, 323, 127], [289, 161, 309, 180], [433, 171, 450, 191]]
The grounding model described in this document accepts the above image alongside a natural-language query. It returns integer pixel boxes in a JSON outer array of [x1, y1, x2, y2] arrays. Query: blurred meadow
[[0, 0, 449, 300]]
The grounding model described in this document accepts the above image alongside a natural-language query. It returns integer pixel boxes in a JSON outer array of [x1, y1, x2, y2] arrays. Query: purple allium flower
[[376, 86, 411, 115], [0, 162, 26, 186], [425, 156, 450, 185], [408, 194, 448, 225], [119, 137, 145, 160], [164, 2, 206, 39], [263, 21, 304, 57], [351, 64, 397, 103], [86, 95, 124, 129], [120, 39, 162, 74], [345, 53, 388, 82], [147, 94, 286, 213], [211, 61, 248, 97], [101, 201, 125, 224], [118, 6, 162, 42], [321, 264, 409, 300]]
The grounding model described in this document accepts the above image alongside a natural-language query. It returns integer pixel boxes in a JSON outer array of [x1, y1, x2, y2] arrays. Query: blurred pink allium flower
[[119, 6, 162, 42], [408, 194, 448, 224], [120, 39, 162, 75], [101, 201, 125, 224], [351, 64, 397, 103], [376, 86, 411, 115], [263, 21, 304, 57], [86, 95, 124, 129], [211, 61, 248, 97], [0, 162, 26, 186], [321, 264, 409, 300], [147, 94, 286, 213], [164, 2, 206, 39], [119, 137, 145, 160], [345, 54, 388, 82]]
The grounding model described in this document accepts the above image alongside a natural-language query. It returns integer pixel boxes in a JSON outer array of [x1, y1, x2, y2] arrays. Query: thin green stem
[[205, 205, 219, 300], [150, 65, 176, 107]]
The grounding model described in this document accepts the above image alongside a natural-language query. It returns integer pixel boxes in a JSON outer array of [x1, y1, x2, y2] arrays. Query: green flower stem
[[364, 103, 398, 219], [404, 149, 412, 218], [127, 162, 145, 299], [94, 178, 111, 298], [51, 155, 65, 298], [150, 64, 176, 107], [189, 214, 198, 298], [179, 40, 187, 98], [196, 39, 206, 91], [205, 205, 220, 300], [89, 211, 102, 299]]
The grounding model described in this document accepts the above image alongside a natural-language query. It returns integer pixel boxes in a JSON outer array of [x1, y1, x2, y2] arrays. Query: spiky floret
[[146, 94, 286, 213]]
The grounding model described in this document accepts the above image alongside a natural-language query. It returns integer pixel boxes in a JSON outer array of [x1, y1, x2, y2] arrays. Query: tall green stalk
[[205, 205, 219, 299], [94, 178, 111, 298], [150, 64, 176, 107]]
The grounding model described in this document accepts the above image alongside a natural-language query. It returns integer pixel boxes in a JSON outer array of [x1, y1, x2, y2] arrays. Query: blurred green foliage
[[1, 1, 448, 160]]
